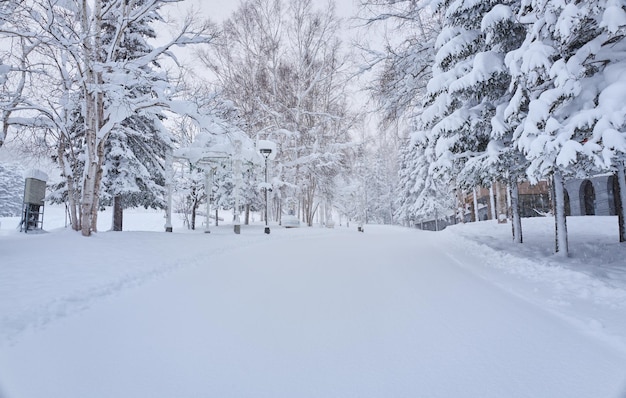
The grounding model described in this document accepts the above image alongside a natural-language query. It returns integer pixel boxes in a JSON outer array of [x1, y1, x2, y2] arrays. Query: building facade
[[564, 175, 619, 217]]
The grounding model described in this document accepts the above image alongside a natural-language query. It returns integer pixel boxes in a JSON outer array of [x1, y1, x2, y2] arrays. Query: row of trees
[[364, 0, 626, 255], [200, 0, 356, 227], [1, 0, 220, 236], [1, 0, 363, 235]]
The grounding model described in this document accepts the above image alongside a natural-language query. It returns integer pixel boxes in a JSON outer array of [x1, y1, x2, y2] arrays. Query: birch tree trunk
[[80, 0, 112, 236], [303, 178, 317, 226], [489, 182, 497, 221], [66, 172, 80, 231], [79, 0, 106, 236], [57, 135, 80, 230], [552, 170, 569, 256], [81, 117, 99, 236], [89, 136, 106, 233], [510, 181, 523, 244], [79, 0, 93, 236], [472, 187, 479, 222], [495, 182, 508, 223]]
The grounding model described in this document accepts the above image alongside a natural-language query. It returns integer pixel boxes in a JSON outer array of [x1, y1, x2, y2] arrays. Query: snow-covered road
[[2, 225, 626, 397]]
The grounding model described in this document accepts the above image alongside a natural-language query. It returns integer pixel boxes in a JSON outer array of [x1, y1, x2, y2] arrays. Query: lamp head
[[260, 148, 272, 158]]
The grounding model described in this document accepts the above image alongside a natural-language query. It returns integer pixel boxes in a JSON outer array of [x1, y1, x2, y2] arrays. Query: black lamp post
[[260, 148, 272, 234]]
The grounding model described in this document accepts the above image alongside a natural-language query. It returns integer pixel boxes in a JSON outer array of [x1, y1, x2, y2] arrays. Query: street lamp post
[[164, 148, 173, 232], [260, 148, 272, 234], [233, 140, 242, 235]]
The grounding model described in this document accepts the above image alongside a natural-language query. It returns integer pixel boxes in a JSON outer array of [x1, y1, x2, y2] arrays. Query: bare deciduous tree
[[201, 0, 354, 226]]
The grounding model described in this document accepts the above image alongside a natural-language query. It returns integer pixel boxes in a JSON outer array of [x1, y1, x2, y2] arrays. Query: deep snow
[[1, 207, 626, 397]]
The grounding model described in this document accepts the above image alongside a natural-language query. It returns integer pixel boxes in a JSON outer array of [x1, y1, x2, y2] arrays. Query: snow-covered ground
[[1, 207, 626, 397]]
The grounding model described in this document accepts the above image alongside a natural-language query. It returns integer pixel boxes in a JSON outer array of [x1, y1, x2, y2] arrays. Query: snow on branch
[[130, 19, 218, 69], [481, 4, 513, 33], [435, 28, 480, 69], [601, 0, 626, 34], [449, 51, 506, 94]]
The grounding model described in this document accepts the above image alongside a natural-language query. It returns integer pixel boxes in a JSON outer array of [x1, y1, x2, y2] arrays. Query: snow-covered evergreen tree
[[554, 0, 626, 242], [359, 0, 443, 226], [395, 141, 420, 226], [395, 129, 456, 227], [454, 0, 528, 242], [101, 117, 172, 230], [420, 0, 490, 184], [422, 0, 527, 241], [507, 0, 626, 252], [0, 163, 24, 217], [99, 0, 174, 231]]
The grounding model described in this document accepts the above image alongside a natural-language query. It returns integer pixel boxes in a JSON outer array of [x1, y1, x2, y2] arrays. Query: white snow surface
[[1, 208, 626, 397]]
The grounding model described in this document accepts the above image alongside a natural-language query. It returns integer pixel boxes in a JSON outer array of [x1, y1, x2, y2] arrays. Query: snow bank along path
[[1, 225, 626, 397]]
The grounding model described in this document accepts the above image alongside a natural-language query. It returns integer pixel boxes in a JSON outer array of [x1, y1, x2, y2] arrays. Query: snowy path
[[1, 226, 626, 397]]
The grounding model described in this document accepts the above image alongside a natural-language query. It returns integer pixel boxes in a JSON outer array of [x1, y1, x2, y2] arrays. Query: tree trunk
[[303, 184, 317, 227], [191, 200, 198, 230], [472, 187, 479, 222], [68, 185, 80, 231], [191, 202, 197, 231], [552, 171, 569, 256], [215, 207, 219, 227], [80, 79, 98, 236], [244, 204, 250, 225], [456, 189, 465, 223], [89, 139, 106, 233], [489, 182, 497, 221], [80, 0, 104, 237], [510, 181, 523, 244], [81, 154, 98, 236], [58, 137, 80, 230], [616, 163, 626, 242], [112, 195, 123, 231], [495, 182, 508, 223]]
